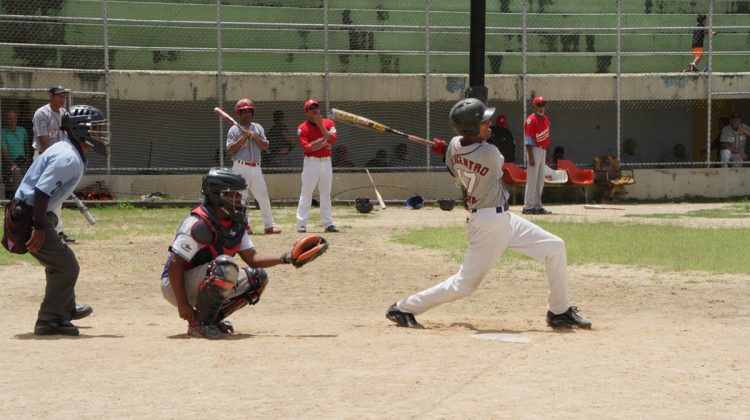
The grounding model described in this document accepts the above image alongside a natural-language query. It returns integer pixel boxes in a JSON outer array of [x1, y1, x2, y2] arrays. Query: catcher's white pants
[[296, 156, 334, 229], [719, 149, 743, 168], [160, 263, 253, 307], [397, 209, 570, 316], [231, 161, 276, 229], [524, 147, 547, 210]]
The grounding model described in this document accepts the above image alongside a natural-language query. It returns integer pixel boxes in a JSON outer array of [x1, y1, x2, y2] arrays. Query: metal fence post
[[104, 0, 111, 174], [616, 0, 622, 161], [706, 0, 714, 167], [425, 0, 431, 169], [323, 0, 330, 115], [216, 0, 224, 168]]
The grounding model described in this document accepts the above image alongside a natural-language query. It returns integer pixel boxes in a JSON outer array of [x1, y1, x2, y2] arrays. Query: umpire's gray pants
[[524, 147, 547, 210], [30, 221, 80, 322]]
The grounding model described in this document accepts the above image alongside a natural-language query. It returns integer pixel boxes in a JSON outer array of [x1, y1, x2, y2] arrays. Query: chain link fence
[[1, 0, 749, 199]]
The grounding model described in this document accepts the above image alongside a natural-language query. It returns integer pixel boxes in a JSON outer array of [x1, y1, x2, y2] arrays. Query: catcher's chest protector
[[189, 204, 246, 267]]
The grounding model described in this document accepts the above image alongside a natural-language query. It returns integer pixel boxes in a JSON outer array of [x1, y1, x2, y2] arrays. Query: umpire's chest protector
[[189, 204, 246, 267]]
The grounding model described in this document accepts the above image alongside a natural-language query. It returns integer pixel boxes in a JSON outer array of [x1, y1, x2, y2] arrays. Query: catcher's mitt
[[281, 234, 329, 268]]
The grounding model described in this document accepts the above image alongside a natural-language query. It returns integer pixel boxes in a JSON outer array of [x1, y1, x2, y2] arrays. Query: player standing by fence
[[523, 96, 552, 215]]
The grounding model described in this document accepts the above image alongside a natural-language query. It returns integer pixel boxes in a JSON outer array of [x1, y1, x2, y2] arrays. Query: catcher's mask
[[405, 195, 424, 210], [437, 199, 455, 211], [201, 169, 248, 223], [355, 197, 373, 214], [61, 105, 109, 156], [449, 98, 495, 137]]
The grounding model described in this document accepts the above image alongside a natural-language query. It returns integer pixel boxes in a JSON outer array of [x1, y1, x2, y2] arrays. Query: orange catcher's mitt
[[281, 234, 329, 268]]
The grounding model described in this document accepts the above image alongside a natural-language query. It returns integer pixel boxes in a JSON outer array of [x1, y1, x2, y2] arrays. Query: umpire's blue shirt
[[15, 138, 86, 211]]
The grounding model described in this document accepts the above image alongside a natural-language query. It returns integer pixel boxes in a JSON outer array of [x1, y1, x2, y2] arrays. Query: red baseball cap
[[304, 99, 320, 111], [533, 96, 547, 106], [496, 114, 507, 128]]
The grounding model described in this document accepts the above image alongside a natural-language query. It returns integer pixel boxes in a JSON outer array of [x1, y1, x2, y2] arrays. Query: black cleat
[[187, 321, 222, 339], [536, 207, 552, 215], [34, 320, 80, 336], [324, 225, 340, 233], [386, 303, 424, 329], [521, 208, 537, 215], [71, 303, 93, 320], [546, 306, 591, 329], [217, 320, 234, 334]]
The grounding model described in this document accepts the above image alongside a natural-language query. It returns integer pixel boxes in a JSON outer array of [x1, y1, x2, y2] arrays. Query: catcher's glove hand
[[281, 234, 329, 268]]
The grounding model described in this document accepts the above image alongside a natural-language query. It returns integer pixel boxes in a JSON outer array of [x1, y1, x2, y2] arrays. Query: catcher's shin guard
[[195, 255, 239, 325], [216, 268, 268, 321]]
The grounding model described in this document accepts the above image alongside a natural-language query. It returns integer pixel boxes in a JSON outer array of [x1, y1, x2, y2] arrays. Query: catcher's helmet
[[405, 195, 424, 210], [235, 98, 256, 115], [436, 199, 455, 211], [61, 105, 109, 156], [201, 169, 248, 222], [355, 197, 373, 214], [449, 98, 495, 136]]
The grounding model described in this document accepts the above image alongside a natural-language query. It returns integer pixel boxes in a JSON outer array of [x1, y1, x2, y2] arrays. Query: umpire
[[3, 105, 109, 336]]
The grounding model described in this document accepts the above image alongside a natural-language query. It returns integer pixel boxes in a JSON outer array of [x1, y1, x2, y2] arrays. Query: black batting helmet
[[436, 199, 455, 211], [355, 197, 373, 214], [201, 169, 248, 222], [61, 105, 109, 155], [449, 98, 495, 136]]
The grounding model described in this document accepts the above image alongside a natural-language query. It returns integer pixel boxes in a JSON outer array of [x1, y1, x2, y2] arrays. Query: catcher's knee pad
[[243, 267, 268, 305], [195, 255, 239, 324]]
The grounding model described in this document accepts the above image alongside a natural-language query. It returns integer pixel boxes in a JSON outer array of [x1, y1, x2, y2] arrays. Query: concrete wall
[[78, 168, 750, 203]]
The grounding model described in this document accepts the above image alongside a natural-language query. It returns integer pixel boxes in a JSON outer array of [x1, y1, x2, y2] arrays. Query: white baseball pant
[[524, 147, 547, 210], [296, 156, 334, 229], [231, 161, 276, 229], [719, 149, 743, 168], [397, 209, 570, 316]]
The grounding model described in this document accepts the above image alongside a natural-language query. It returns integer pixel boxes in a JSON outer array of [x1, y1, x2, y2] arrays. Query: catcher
[[160, 169, 328, 339]]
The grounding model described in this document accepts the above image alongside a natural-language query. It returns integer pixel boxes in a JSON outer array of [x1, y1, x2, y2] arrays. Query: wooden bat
[[71, 195, 96, 225], [364, 168, 386, 210], [213, 107, 251, 135], [331, 108, 434, 146], [584, 204, 625, 211]]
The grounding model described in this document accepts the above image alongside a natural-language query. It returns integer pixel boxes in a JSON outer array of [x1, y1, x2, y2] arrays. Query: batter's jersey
[[524, 113, 550, 149], [32, 104, 68, 150], [226, 123, 268, 164], [161, 215, 254, 278], [297, 119, 337, 157], [14, 139, 85, 211], [445, 136, 508, 210]]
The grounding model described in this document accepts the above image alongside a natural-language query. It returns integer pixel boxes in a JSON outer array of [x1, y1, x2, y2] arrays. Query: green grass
[[394, 221, 750, 275], [627, 203, 750, 219]]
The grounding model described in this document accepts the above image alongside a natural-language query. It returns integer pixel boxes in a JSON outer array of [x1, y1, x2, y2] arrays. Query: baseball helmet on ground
[[62, 105, 109, 155], [355, 197, 373, 214], [201, 169, 248, 222], [449, 98, 495, 136], [436, 199, 455, 211], [405, 195, 424, 210], [235, 98, 256, 115]]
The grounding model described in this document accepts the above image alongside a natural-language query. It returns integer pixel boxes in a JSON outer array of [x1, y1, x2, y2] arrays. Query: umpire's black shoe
[[386, 303, 424, 329], [71, 304, 93, 320], [34, 320, 80, 336], [546, 306, 591, 329]]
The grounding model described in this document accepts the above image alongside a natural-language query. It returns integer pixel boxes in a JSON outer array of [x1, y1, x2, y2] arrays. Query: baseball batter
[[386, 98, 591, 330], [523, 95, 552, 215], [32, 86, 74, 242], [226, 98, 281, 234], [295, 99, 339, 233]]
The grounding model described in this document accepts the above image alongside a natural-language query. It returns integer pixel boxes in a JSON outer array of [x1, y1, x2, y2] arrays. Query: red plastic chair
[[502, 163, 527, 205], [556, 159, 595, 203]]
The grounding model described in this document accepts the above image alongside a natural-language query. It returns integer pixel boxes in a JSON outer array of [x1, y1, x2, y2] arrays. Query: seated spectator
[[551, 146, 565, 168], [719, 114, 750, 168], [2, 109, 30, 198], [365, 149, 389, 169], [663, 143, 691, 166], [487, 114, 516, 162], [620, 138, 643, 166], [389, 143, 409, 168], [264, 110, 296, 167], [332, 145, 354, 169]]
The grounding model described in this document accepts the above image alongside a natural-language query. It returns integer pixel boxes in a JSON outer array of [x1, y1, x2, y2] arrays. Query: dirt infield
[[1, 203, 748, 418]]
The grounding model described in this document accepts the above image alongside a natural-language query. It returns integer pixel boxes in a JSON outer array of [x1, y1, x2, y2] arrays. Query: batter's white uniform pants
[[231, 161, 276, 229], [524, 147, 547, 210], [160, 263, 254, 307], [719, 149, 744, 168], [296, 156, 334, 229], [397, 209, 570, 316]]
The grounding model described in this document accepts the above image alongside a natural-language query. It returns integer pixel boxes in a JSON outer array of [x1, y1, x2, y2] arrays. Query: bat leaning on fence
[[364, 169, 387, 210]]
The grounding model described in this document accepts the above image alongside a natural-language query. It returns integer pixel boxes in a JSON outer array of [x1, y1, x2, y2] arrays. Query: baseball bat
[[71, 195, 96, 225], [330, 108, 434, 146], [584, 204, 625, 211], [364, 168, 387, 210], [213, 107, 251, 135]]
